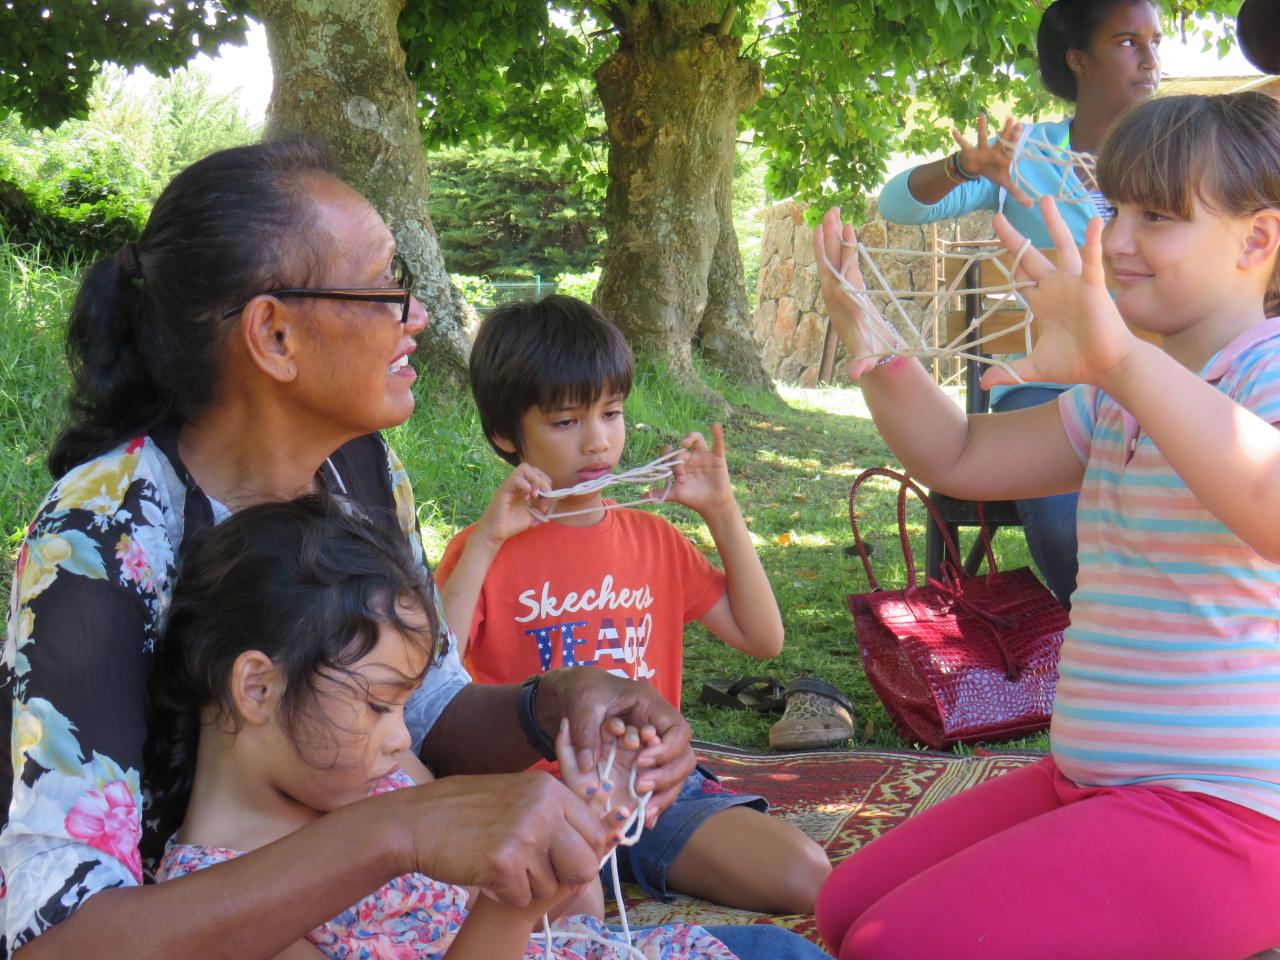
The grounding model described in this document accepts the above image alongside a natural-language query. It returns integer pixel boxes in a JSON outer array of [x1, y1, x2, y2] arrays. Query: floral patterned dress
[[0, 425, 467, 955], [157, 771, 739, 960]]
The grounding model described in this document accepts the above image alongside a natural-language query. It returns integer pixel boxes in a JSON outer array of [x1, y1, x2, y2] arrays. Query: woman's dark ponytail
[[48, 140, 337, 478], [51, 254, 160, 477], [1038, 1, 1080, 102]]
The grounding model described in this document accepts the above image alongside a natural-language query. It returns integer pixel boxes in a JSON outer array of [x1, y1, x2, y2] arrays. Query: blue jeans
[[609, 764, 767, 901], [991, 385, 1078, 608], [629, 925, 832, 959]]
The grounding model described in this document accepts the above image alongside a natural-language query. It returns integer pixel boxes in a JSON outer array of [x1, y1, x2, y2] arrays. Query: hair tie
[[118, 243, 143, 282]]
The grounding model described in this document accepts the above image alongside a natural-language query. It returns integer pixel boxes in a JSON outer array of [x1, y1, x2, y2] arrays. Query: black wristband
[[517, 675, 558, 761]]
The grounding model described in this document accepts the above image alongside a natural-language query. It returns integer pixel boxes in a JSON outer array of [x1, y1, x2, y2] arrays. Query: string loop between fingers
[[998, 126, 1099, 206], [817, 231, 1039, 379], [539, 741, 655, 958], [528, 449, 684, 523]]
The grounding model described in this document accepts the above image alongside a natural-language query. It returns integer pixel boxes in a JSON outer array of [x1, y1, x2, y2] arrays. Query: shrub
[[450, 273, 498, 309], [0, 64, 257, 265], [552, 268, 600, 303]]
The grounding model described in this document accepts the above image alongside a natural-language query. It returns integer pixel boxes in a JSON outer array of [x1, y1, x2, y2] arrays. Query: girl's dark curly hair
[[145, 495, 438, 844]]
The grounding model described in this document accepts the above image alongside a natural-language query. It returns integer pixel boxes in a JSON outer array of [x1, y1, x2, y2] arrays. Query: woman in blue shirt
[[877, 0, 1162, 607]]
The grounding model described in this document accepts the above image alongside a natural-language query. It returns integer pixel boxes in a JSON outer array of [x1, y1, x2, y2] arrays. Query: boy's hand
[[662, 423, 736, 517], [474, 463, 553, 549], [982, 197, 1139, 392]]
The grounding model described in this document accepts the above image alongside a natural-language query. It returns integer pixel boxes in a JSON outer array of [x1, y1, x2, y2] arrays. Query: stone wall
[[751, 198, 995, 385]]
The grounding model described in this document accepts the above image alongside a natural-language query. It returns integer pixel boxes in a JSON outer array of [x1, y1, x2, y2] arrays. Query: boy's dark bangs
[[1097, 97, 1208, 219], [534, 333, 633, 414]]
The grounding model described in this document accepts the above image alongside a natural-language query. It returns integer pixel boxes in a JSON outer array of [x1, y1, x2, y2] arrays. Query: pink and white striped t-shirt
[[1054, 318, 1280, 820]]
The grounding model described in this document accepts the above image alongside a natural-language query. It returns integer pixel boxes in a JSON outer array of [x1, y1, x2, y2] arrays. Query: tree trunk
[[698, 154, 768, 385], [257, 0, 471, 373], [592, 2, 768, 389]]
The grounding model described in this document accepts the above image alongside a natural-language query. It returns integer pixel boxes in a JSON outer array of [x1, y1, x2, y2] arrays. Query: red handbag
[[847, 467, 1068, 750]]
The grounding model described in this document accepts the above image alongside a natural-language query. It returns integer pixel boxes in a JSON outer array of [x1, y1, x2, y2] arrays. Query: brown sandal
[[768, 677, 855, 750]]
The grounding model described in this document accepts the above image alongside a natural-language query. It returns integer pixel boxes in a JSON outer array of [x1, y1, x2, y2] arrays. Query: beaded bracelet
[[944, 152, 978, 184]]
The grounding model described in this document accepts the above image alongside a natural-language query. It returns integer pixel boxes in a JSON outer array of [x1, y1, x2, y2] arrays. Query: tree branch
[[716, 2, 738, 35]]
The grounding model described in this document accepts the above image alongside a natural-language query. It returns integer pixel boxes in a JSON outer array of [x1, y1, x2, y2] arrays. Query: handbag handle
[[895, 478, 1000, 585], [850, 467, 1021, 681], [848, 467, 999, 589]]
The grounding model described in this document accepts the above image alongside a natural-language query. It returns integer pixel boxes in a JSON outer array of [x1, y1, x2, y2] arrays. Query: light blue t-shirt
[[877, 118, 1098, 402], [878, 118, 1095, 248]]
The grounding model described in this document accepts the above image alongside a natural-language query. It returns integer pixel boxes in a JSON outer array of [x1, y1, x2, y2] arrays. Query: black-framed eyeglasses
[[221, 253, 415, 324]]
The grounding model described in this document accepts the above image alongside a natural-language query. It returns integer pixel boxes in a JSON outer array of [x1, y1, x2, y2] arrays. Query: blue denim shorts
[[603, 764, 767, 901]]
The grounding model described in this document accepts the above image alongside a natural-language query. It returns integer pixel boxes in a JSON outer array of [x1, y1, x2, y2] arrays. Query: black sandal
[[698, 675, 786, 712]]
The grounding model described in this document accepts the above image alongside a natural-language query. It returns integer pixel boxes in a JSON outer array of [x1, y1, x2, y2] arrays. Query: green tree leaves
[[0, 1, 253, 130]]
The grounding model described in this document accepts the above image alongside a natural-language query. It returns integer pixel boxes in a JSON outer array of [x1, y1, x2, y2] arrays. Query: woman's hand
[[473, 463, 552, 547], [952, 115, 1033, 208], [813, 207, 891, 379], [661, 424, 735, 517], [537, 668, 694, 828], [982, 197, 1139, 391], [390, 771, 609, 908]]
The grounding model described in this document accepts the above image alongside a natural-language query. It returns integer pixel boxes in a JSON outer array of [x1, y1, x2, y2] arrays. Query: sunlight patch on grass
[[778, 382, 966, 422], [754, 448, 826, 473], [777, 383, 873, 419]]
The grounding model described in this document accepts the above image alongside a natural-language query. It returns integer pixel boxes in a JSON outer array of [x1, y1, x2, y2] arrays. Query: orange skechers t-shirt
[[436, 506, 726, 710]]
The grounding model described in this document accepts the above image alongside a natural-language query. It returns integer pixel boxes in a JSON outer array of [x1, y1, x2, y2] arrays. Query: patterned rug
[[605, 741, 1041, 945]]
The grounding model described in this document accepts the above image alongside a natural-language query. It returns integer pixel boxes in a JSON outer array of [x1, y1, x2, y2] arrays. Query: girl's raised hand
[[474, 462, 552, 547], [982, 196, 1138, 391], [556, 719, 643, 853], [813, 207, 885, 379], [952, 115, 1032, 208]]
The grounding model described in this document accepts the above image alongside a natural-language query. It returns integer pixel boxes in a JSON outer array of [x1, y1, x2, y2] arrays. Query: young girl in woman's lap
[[147, 497, 738, 959], [813, 91, 1280, 960]]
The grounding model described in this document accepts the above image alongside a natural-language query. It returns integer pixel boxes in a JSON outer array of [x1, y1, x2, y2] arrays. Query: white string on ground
[[816, 234, 1037, 379], [540, 740, 654, 960], [1000, 125, 1098, 205], [528, 449, 686, 522]]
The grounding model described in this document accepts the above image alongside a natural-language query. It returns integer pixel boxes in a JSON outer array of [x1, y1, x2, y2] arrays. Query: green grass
[[1, 245, 77, 558], [2, 244, 1049, 754]]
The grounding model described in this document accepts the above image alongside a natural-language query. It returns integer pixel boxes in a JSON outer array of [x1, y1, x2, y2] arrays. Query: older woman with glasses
[[0, 141, 709, 960]]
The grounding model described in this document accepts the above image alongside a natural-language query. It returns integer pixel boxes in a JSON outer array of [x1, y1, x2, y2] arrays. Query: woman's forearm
[[14, 800, 402, 960], [422, 682, 541, 776]]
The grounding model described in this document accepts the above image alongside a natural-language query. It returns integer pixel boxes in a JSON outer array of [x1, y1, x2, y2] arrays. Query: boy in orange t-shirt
[[436, 295, 830, 914]]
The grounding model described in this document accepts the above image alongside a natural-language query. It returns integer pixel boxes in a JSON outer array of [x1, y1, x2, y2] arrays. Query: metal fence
[[471, 277, 557, 311]]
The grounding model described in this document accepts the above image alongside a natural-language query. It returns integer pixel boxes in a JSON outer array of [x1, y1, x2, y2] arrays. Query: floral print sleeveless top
[[157, 771, 737, 960]]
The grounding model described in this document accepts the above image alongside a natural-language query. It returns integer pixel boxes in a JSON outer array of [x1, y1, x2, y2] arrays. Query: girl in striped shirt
[[814, 91, 1280, 960]]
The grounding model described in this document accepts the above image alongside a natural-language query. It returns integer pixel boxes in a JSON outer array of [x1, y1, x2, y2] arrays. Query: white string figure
[[539, 739, 654, 960], [528, 449, 686, 523], [817, 237, 1037, 382], [999, 124, 1099, 206]]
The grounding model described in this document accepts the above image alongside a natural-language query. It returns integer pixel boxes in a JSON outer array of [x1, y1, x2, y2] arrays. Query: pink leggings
[[816, 757, 1280, 960]]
